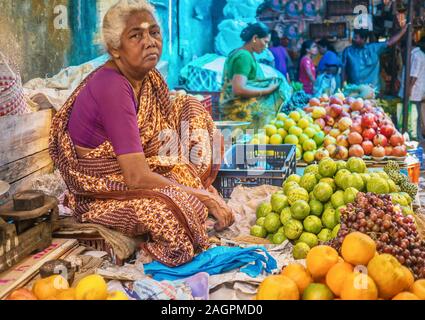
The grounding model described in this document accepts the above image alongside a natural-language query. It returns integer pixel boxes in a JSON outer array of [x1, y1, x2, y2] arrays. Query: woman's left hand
[[200, 191, 235, 231]]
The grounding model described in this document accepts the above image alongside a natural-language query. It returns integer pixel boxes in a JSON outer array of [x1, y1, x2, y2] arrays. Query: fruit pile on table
[[252, 157, 419, 261], [256, 232, 425, 300]]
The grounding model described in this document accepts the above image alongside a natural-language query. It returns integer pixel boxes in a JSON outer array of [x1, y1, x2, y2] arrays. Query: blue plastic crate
[[213, 144, 297, 199], [407, 147, 424, 170]]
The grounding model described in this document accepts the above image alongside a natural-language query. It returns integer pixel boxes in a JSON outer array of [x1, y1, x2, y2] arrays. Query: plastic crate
[[407, 147, 424, 171], [175, 87, 221, 120], [213, 144, 297, 199]]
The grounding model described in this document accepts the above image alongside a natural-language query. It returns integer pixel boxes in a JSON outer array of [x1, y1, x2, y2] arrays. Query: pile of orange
[[256, 232, 425, 300], [7, 274, 128, 301]]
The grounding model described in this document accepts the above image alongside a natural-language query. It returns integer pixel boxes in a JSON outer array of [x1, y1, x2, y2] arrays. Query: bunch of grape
[[329, 192, 425, 279]]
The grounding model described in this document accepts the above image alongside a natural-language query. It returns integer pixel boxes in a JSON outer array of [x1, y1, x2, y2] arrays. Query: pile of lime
[[251, 157, 409, 260]]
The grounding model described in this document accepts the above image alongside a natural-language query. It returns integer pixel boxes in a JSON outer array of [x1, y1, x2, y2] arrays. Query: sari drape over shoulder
[[49, 68, 222, 267]]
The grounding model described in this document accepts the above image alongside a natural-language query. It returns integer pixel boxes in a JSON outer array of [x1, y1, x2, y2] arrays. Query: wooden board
[[0, 239, 78, 300], [8, 164, 54, 196], [0, 196, 58, 221], [0, 109, 52, 167], [0, 150, 52, 184]]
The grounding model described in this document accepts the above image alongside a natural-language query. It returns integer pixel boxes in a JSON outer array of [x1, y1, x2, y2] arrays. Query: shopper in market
[[317, 38, 341, 75], [269, 30, 291, 83], [298, 40, 318, 94], [341, 25, 409, 91], [49, 0, 234, 267], [399, 37, 425, 142], [219, 23, 292, 128]]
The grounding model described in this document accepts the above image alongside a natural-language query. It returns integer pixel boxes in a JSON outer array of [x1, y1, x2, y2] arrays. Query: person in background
[[314, 64, 339, 97], [269, 30, 291, 83], [298, 40, 318, 94], [317, 38, 341, 74], [219, 23, 291, 128], [399, 38, 425, 143], [342, 26, 409, 92]]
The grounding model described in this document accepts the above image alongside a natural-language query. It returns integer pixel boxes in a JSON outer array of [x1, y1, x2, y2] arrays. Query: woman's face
[[308, 43, 318, 56], [252, 35, 271, 54], [113, 10, 163, 77]]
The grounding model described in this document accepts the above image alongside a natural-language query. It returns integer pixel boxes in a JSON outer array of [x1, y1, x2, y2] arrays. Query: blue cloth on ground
[[144, 246, 277, 281]]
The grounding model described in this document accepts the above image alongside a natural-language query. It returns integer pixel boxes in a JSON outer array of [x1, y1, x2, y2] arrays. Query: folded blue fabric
[[144, 246, 277, 281]]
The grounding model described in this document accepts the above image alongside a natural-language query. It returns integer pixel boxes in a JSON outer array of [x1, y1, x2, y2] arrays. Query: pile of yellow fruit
[[256, 232, 425, 300], [8, 274, 128, 300]]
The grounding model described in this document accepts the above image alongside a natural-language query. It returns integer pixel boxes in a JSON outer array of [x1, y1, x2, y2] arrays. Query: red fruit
[[362, 113, 376, 128], [351, 122, 363, 134], [326, 144, 338, 157], [349, 144, 365, 158], [373, 134, 388, 147], [320, 95, 330, 103], [324, 115, 335, 126], [345, 97, 355, 106], [340, 111, 350, 119], [329, 104, 343, 118], [335, 146, 349, 160], [390, 133, 404, 147], [324, 126, 332, 134], [309, 98, 321, 107], [372, 146, 386, 158], [338, 117, 353, 132], [7, 288, 37, 300], [336, 135, 349, 148], [384, 145, 393, 156], [304, 106, 314, 113], [380, 124, 395, 138], [351, 99, 364, 111], [392, 145, 407, 157], [330, 96, 343, 106], [362, 140, 374, 155], [315, 118, 326, 129], [348, 132, 363, 145], [362, 128, 376, 141]]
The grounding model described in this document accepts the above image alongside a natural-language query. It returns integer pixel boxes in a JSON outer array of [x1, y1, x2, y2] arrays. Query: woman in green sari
[[219, 23, 291, 128]]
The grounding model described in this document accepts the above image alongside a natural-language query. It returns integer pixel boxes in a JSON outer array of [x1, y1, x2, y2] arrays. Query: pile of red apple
[[305, 94, 406, 160]]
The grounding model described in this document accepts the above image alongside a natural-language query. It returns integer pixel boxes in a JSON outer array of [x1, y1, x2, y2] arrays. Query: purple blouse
[[68, 67, 143, 156]]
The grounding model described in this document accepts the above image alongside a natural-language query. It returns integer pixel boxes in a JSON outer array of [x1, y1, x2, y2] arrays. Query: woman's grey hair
[[102, 0, 158, 50]]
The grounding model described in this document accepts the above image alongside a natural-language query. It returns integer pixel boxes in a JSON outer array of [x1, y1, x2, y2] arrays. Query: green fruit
[[391, 193, 409, 207], [402, 206, 414, 216], [313, 132, 325, 146], [317, 228, 333, 242], [272, 232, 287, 244], [377, 171, 390, 180], [298, 133, 309, 145], [303, 139, 317, 151], [256, 217, 266, 227], [322, 208, 338, 229], [299, 173, 318, 192], [331, 190, 345, 208], [309, 191, 316, 201], [271, 193, 289, 213], [288, 188, 310, 205], [289, 126, 303, 137], [318, 158, 337, 178], [280, 207, 293, 225], [250, 225, 267, 238], [384, 160, 400, 173], [346, 157, 366, 173], [335, 169, 351, 189], [313, 182, 333, 202], [284, 219, 304, 240], [277, 226, 285, 234], [267, 234, 274, 242], [388, 179, 398, 193], [291, 200, 311, 220], [283, 181, 300, 195], [351, 173, 365, 191], [292, 242, 311, 260], [298, 232, 319, 248], [303, 151, 316, 164], [304, 164, 319, 176], [400, 192, 413, 204], [367, 176, 390, 194], [331, 224, 341, 239], [324, 201, 334, 210], [302, 283, 334, 300], [287, 174, 301, 184], [303, 215, 323, 234], [320, 178, 337, 192], [344, 187, 359, 204], [264, 213, 282, 233], [309, 200, 324, 216], [256, 202, 272, 218], [360, 173, 371, 185], [284, 134, 299, 145], [336, 160, 347, 171]]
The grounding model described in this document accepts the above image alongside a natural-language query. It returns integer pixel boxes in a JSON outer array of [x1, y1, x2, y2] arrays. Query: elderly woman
[[219, 23, 291, 128], [49, 0, 234, 267]]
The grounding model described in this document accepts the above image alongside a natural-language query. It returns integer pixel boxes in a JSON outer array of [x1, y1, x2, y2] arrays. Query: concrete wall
[[0, 0, 221, 87]]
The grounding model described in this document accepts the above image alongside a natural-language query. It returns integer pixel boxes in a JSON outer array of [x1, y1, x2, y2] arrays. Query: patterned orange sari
[[49, 68, 222, 267]]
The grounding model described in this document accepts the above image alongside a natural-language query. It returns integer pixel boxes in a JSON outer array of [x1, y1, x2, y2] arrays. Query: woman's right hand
[[201, 192, 235, 231]]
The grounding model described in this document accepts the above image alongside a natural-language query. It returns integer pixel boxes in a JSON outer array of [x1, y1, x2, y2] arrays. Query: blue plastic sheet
[[144, 246, 278, 281]]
